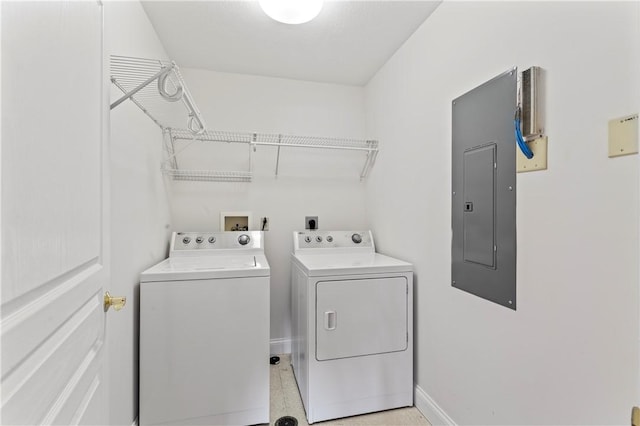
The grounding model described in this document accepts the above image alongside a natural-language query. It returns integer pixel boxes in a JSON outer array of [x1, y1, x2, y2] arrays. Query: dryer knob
[[304, 236, 312, 243], [238, 234, 251, 245], [316, 236, 323, 242], [182, 237, 191, 244], [195, 237, 204, 244], [351, 233, 363, 244], [326, 236, 333, 242], [208, 236, 216, 244]]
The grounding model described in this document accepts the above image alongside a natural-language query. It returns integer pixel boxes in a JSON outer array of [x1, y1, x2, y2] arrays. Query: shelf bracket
[[110, 64, 175, 110], [359, 140, 378, 180], [110, 55, 206, 135], [275, 134, 282, 177], [162, 128, 179, 171], [249, 133, 256, 178]]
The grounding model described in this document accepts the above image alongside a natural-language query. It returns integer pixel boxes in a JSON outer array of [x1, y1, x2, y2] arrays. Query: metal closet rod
[[253, 141, 375, 152]]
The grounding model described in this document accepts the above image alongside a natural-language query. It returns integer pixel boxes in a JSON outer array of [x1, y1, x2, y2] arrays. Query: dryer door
[[316, 276, 408, 361]]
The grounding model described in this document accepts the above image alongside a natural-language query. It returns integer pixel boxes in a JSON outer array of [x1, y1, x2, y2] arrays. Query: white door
[[2, 2, 108, 424], [316, 277, 408, 361]]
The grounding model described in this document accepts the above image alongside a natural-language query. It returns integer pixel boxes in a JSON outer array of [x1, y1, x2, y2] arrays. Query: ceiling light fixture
[[259, 0, 324, 25]]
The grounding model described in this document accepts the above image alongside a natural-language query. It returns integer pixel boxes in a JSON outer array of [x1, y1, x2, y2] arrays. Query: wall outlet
[[608, 113, 638, 158], [260, 217, 269, 231], [305, 216, 318, 230]]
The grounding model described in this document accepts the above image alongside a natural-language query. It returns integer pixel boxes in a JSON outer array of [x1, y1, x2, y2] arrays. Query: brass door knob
[[104, 291, 126, 312]]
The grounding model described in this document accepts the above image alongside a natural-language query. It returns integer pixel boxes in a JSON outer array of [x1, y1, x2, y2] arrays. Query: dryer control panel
[[293, 230, 374, 253], [170, 231, 264, 256]]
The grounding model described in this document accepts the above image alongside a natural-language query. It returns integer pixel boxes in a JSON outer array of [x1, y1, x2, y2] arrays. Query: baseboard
[[270, 338, 291, 355], [414, 384, 457, 426]]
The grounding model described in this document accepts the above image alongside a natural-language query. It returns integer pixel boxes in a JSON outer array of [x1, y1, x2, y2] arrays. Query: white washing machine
[[139, 231, 270, 426], [290, 230, 413, 424]]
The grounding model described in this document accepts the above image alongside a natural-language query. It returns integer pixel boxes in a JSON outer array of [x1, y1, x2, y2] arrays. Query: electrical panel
[[452, 69, 517, 310]]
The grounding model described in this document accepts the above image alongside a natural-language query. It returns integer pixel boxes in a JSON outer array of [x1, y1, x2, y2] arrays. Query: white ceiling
[[141, 1, 441, 86]]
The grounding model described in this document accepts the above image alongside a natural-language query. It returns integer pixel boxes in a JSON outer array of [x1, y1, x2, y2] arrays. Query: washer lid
[[140, 254, 270, 282], [291, 252, 412, 277]]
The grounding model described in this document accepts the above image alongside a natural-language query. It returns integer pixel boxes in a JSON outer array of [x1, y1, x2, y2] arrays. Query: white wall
[[104, 2, 172, 424], [365, 2, 640, 424], [169, 68, 368, 351]]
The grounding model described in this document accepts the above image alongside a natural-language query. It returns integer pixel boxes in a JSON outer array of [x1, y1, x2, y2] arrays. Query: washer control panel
[[294, 230, 374, 251], [170, 231, 263, 255]]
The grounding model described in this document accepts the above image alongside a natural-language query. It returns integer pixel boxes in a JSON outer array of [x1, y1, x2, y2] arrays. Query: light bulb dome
[[259, 0, 324, 25]]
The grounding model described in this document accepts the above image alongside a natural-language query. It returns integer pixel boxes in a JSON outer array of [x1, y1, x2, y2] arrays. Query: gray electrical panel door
[[452, 68, 517, 310], [463, 143, 497, 268]]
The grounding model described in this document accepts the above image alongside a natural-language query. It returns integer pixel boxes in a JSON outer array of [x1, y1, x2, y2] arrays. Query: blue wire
[[515, 118, 534, 159]]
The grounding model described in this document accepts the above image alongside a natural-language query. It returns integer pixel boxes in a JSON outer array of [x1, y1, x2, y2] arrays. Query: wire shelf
[[170, 128, 254, 144], [165, 127, 379, 181], [111, 57, 379, 182], [162, 168, 252, 183], [170, 128, 378, 151], [110, 55, 206, 133]]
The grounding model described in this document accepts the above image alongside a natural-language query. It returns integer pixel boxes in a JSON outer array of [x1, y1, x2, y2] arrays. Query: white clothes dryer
[[139, 231, 269, 426], [290, 230, 413, 424]]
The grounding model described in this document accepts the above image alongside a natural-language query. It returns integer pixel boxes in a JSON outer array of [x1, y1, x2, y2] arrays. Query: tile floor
[[269, 355, 431, 426]]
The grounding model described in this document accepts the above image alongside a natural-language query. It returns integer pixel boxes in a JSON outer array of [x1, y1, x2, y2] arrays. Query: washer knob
[[351, 233, 363, 244], [182, 237, 191, 244], [195, 236, 204, 244], [326, 236, 333, 242], [238, 234, 251, 245], [304, 236, 311, 243], [316, 236, 323, 242], [208, 236, 216, 244]]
